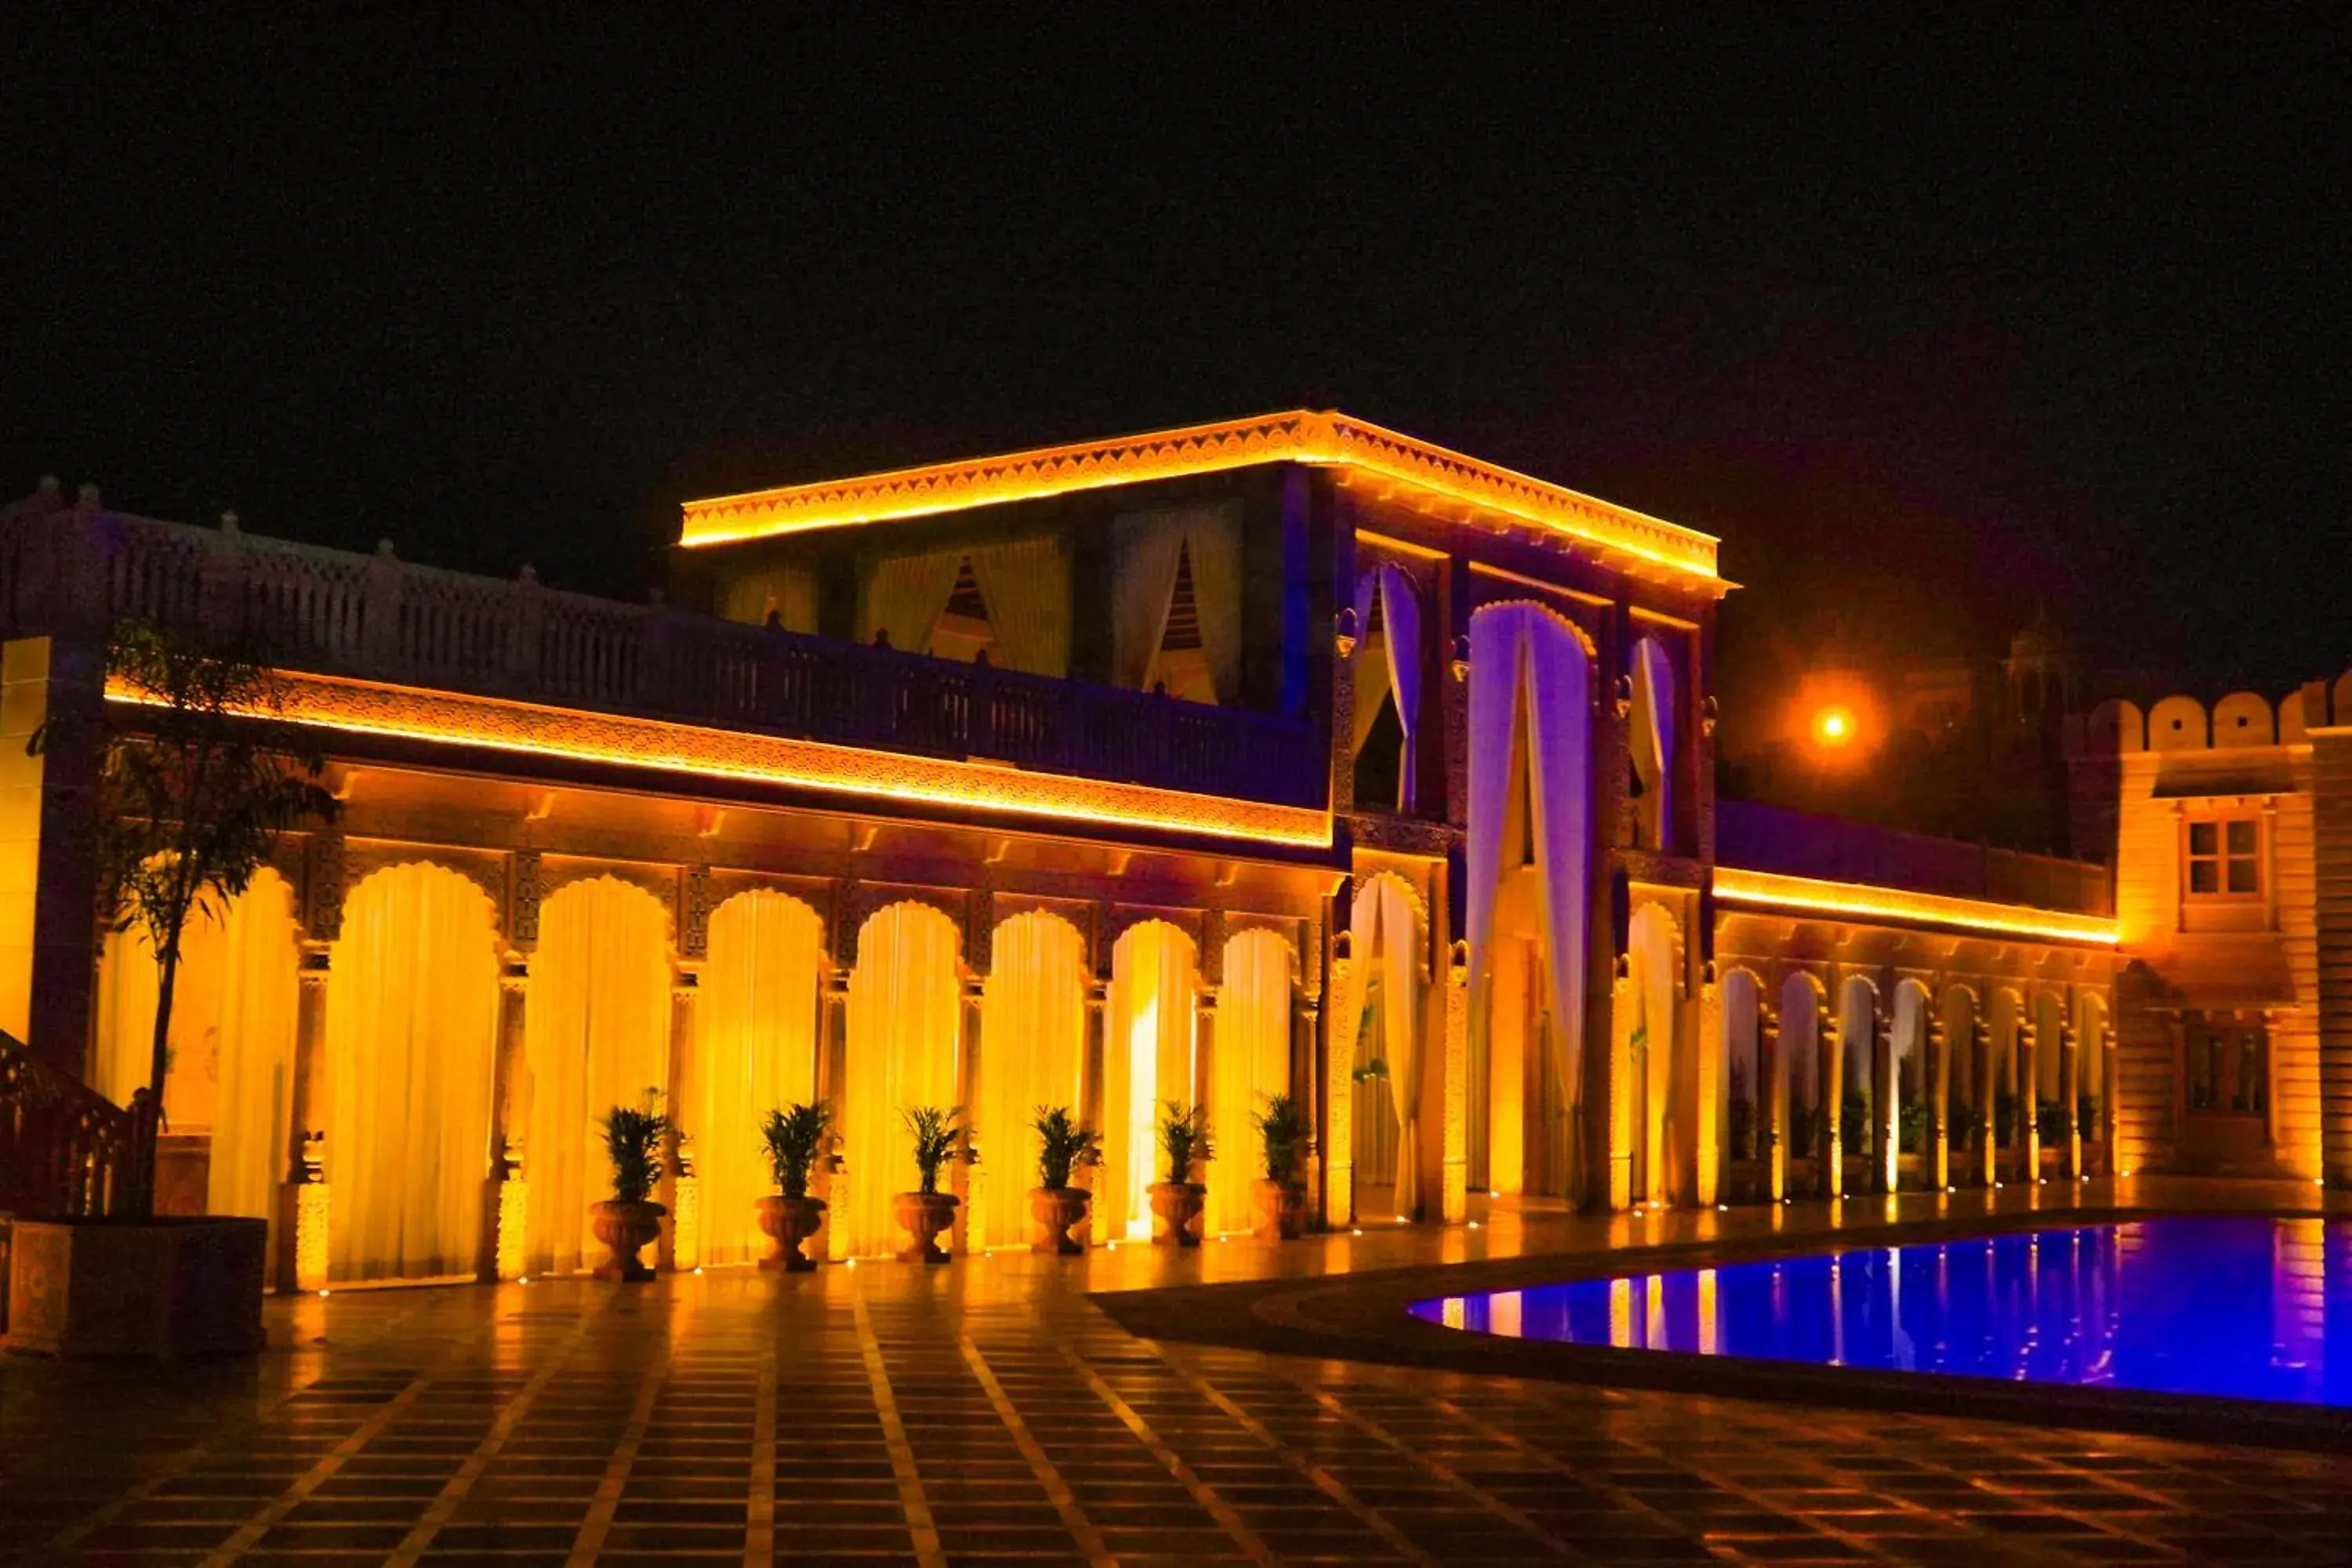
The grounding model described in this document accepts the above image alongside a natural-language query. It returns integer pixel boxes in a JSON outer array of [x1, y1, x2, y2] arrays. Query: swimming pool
[[1410, 1214, 2350, 1408]]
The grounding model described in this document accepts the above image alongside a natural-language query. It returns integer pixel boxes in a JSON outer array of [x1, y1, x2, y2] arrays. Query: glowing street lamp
[[1812, 705, 1857, 749]]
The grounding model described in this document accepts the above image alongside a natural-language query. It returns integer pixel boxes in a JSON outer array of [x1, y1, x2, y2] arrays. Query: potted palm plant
[[893, 1105, 962, 1265], [1248, 1091, 1312, 1240], [1148, 1102, 1210, 1247], [756, 1101, 829, 1272], [1028, 1105, 1101, 1254], [592, 1090, 669, 1281]]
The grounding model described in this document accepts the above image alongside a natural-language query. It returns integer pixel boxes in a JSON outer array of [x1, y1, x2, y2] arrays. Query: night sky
[[10, 13, 2346, 699]]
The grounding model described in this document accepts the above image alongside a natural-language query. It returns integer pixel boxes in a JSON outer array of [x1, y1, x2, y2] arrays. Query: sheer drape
[[838, 902, 963, 1258], [1352, 567, 1424, 811], [1465, 604, 1593, 1168], [1207, 930, 1292, 1236], [975, 912, 1087, 1249], [1631, 637, 1675, 848], [1363, 877, 1425, 1215], [697, 890, 824, 1266], [965, 537, 1072, 677], [719, 564, 819, 632], [1112, 504, 1242, 699], [91, 873, 299, 1231], [859, 548, 967, 652], [327, 864, 499, 1282], [522, 876, 673, 1277], [1102, 922, 1197, 1240]]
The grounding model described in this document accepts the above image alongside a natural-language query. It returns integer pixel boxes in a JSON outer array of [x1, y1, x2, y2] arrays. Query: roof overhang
[[678, 409, 1724, 588], [1712, 866, 2119, 947]]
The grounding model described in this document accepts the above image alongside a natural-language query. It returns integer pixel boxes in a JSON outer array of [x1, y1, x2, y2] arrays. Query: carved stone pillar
[[1818, 1012, 1843, 1200], [1079, 978, 1107, 1231], [956, 972, 986, 1254], [1873, 1012, 1896, 1195], [663, 964, 702, 1272], [2100, 1022, 2118, 1173], [2051, 1020, 2078, 1178], [1607, 960, 1635, 1212], [1325, 946, 1354, 1225], [1759, 1005, 1784, 1202], [487, 953, 531, 1282], [1296, 987, 1324, 1222], [2019, 1017, 2042, 1178], [1192, 985, 1218, 1152], [1926, 1015, 1950, 1191], [818, 966, 850, 1261], [281, 940, 332, 1294], [1442, 941, 1469, 1224], [1974, 1016, 1997, 1188]]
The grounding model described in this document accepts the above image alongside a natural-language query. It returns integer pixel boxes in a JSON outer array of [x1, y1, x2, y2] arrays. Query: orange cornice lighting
[[1711, 866, 2119, 946], [104, 672, 1332, 849], [678, 409, 1722, 583]]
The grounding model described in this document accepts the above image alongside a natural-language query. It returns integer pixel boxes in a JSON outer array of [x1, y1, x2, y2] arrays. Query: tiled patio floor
[[4, 1179, 2349, 1566]]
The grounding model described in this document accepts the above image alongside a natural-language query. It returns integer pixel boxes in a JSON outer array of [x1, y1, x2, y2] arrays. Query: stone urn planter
[[590, 1199, 666, 1281], [1251, 1178, 1305, 1241], [755, 1195, 826, 1272], [894, 1192, 959, 1265], [1148, 1181, 1205, 1247], [1029, 1185, 1091, 1254], [4, 1215, 267, 1359]]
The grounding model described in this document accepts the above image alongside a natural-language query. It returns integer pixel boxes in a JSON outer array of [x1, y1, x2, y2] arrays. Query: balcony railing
[[0, 495, 1326, 809]]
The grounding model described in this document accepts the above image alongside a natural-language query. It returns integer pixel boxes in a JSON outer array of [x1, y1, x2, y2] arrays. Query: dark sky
[[10, 11, 2346, 695]]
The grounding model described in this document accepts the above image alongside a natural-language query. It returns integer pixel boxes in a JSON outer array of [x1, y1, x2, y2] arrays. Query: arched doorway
[[327, 862, 501, 1283], [838, 901, 964, 1259], [1465, 602, 1594, 1206], [1835, 975, 1878, 1196], [1719, 967, 1764, 1196], [1778, 975, 1822, 1192], [91, 869, 300, 1256], [1890, 978, 1933, 1190], [523, 875, 673, 1277], [1207, 928, 1296, 1236], [975, 911, 1088, 1251], [1624, 902, 1680, 1205], [1103, 921, 1197, 1241], [697, 889, 825, 1267], [1329, 873, 1425, 1224]]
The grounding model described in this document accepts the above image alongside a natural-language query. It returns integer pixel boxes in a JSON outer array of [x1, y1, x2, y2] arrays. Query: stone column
[[817, 966, 850, 1261], [2060, 1020, 2083, 1178], [486, 952, 531, 1282], [1192, 985, 1218, 1162], [956, 971, 985, 1254], [1974, 1016, 1998, 1187], [1324, 944, 1354, 1226], [2100, 1022, 2118, 1173], [1926, 1015, 1950, 1191], [1608, 962, 1635, 1211], [1442, 942, 1469, 1224], [1874, 1012, 1896, 1195], [281, 940, 333, 1294], [663, 964, 702, 1272], [2018, 1016, 2042, 1179], [1818, 1011, 1843, 1200], [1759, 1005, 1784, 1202], [1079, 978, 1107, 1235]]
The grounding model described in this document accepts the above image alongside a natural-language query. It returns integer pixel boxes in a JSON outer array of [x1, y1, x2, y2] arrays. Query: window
[[2183, 1013, 2267, 1118], [2184, 816, 2260, 898]]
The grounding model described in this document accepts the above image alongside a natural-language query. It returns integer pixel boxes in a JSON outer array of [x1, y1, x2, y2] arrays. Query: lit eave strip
[[105, 673, 1332, 850], [1711, 866, 2119, 946], [677, 409, 1721, 582]]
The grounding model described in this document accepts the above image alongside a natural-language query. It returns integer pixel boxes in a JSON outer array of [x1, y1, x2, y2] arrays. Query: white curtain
[[1207, 930, 1294, 1236], [91, 872, 299, 1234], [1112, 504, 1242, 699], [1358, 877, 1425, 1215], [1629, 905, 1679, 1203], [719, 564, 819, 632], [1352, 567, 1425, 811], [966, 537, 1072, 677], [859, 547, 967, 652], [976, 912, 1088, 1250], [326, 864, 500, 1283], [697, 890, 824, 1266], [1631, 637, 1675, 847], [837, 902, 963, 1258], [1102, 921, 1197, 1240], [1465, 604, 1593, 1163], [522, 876, 673, 1277]]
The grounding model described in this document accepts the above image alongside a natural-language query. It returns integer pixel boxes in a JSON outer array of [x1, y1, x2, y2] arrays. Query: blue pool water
[[1410, 1215, 2352, 1407]]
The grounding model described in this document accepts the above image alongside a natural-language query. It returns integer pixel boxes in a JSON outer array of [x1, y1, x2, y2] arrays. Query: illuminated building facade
[[2071, 680, 2352, 1185], [0, 416, 2125, 1292]]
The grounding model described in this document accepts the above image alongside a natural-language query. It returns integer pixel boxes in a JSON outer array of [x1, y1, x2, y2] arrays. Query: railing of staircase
[[0, 1033, 157, 1220]]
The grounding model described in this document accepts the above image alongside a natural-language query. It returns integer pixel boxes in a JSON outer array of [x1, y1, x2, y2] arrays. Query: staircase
[[0, 1033, 157, 1331]]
